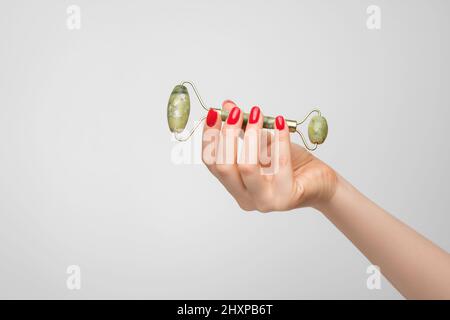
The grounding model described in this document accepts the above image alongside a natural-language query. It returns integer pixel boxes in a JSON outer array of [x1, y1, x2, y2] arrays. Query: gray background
[[0, 0, 449, 299]]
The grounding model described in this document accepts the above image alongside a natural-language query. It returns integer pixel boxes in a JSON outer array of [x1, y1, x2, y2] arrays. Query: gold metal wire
[[296, 109, 321, 125], [295, 109, 321, 151], [172, 81, 209, 141], [180, 81, 209, 111], [173, 81, 323, 151], [296, 129, 318, 151], [174, 116, 206, 142]]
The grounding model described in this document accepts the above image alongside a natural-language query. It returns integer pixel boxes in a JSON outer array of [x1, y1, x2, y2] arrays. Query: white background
[[0, 0, 449, 299]]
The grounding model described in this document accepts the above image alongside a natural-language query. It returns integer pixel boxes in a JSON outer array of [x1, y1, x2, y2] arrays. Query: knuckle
[[273, 197, 290, 212], [215, 164, 233, 176], [256, 202, 273, 213], [237, 201, 255, 212]]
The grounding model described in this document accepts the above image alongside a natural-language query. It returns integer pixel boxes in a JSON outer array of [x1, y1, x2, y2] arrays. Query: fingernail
[[222, 99, 235, 108], [227, 106, 241, 125], [206, 108, 218, 127], [275, 116, 285, 130], [249, 106, 261, 124]]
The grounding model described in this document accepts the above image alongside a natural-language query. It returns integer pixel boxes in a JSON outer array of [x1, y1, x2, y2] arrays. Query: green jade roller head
[[167, 81, 328, 151]]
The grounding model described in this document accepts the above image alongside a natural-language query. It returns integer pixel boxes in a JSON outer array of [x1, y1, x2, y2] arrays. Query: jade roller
[[167, 81, 328, 151]]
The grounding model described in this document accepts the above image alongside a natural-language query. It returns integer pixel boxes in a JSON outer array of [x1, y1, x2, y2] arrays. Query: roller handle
[[213, 108, 297, 133]]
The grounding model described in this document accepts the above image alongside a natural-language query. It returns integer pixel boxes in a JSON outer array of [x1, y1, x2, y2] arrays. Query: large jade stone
[[308, 115, 328, 144], [167, 85, 190, 133]]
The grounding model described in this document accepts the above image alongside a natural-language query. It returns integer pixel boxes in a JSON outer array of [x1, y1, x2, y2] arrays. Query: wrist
[[313, 173, 348, 215]]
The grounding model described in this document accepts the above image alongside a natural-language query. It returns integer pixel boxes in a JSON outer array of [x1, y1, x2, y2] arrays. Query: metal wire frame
[[173, 81, 322, 151]]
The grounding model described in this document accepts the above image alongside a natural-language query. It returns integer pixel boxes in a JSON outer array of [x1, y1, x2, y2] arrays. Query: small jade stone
[[167, 85, 190, 133], [308, 115, 328, 144]]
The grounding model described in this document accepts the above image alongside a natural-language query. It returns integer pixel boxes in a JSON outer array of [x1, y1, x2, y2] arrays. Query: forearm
[[316, 175, 450, 299]]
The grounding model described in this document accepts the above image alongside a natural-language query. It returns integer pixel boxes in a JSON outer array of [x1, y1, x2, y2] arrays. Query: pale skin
[[202, 100, 450, 300]]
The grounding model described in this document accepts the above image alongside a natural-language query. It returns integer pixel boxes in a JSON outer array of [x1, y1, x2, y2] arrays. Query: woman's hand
[[202, 99, 450, 299], [201, 100, 337, 212]]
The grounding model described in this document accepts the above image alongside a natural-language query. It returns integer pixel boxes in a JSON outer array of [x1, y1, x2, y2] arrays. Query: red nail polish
[[206, 109, 218, 127], [227, 107, 241, 125], [275, 116, 285, 130], [249, 106, 260, 124]]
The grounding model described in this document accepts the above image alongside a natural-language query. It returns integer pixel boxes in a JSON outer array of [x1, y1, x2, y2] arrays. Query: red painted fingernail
[[249, 106, 260, 124], [275, 116, 285, 130], [227, 107, 241, 125], [206, 109, 218, 127]]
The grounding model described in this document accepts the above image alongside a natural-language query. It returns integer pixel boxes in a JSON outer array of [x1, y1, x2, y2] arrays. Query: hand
[[201, 101, 450, 299], [201, 100, 338, 212]]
